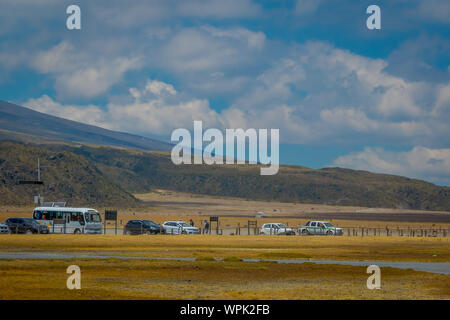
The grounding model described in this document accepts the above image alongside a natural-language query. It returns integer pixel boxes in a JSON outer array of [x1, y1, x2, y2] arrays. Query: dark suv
[[124, 220, 161, 235], [5, 218, 49, 234]]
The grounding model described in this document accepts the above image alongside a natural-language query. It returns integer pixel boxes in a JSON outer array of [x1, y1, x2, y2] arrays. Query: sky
[[0, 0, 449, 185]]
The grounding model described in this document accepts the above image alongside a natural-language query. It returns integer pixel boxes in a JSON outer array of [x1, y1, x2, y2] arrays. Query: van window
[[310, 222, 316, 227], [69, 212, 83, 222]]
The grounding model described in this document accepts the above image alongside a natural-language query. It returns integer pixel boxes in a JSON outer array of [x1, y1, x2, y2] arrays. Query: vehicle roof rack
[[42, 202, 66, 207]]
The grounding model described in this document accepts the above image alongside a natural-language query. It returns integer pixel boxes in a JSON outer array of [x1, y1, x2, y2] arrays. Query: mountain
[[1, 141, 449, 210], [0, 100, 172, 151], [0, 100, 449, 210]]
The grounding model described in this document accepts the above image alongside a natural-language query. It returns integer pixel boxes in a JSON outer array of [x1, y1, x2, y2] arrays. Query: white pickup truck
[[297, 221, 343, 235]]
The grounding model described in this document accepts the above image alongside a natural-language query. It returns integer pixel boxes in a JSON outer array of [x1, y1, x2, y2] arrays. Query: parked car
[[260, 223, 295, 235], [0, 223, 10, 234], [162, 221, 200, 235], [297, 221, 343, 235], [123, 219, 161, 235], [5, 217, 49, 234]]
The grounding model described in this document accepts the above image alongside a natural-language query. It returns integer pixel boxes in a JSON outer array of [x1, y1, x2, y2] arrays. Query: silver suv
[[162, 221, 200, 235]]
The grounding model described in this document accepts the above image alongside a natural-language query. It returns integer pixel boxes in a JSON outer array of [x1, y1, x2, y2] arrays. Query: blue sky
[[0, 0, 449, 185]]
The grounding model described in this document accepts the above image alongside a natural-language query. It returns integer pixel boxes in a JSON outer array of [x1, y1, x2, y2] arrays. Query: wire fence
[[6, 219, 448, 237], [103, 222, 450, 237]]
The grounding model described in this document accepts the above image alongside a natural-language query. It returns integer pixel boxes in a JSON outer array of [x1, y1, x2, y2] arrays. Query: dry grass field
[[0, 235, 449, 262], [0, 191, 449, 300], [0, 235, 448, 299], [0, 257, 448, 300]]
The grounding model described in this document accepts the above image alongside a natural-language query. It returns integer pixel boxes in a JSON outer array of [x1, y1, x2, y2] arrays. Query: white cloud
[[23, 95, 106, 127], [23, 40, 449, 149], [24, 80, 224, 136], [144, 80, 177, 96], [295, 0, 322, 15], [433, 83, 450, 116], [416, 0, 450, 23], [160, 26, 266, 73], [202, 26, 266, 49], [177, 0, 262, 18], [320, 108, 379, 132], [30, 42, 141, 98], [226, 41, 447, 145], [332, 147, 450, 186]]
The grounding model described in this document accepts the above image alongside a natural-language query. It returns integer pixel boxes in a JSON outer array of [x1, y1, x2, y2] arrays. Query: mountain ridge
[[1, 140, 448, 210]]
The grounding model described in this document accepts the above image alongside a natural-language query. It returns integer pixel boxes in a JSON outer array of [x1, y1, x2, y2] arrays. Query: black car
[[5, 218, 49, 234], [124, 219, 161, 235]]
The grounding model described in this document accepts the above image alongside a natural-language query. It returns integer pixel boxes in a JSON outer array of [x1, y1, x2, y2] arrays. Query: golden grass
[[0, 234, 449, 262], [0, 258, 448, 300]]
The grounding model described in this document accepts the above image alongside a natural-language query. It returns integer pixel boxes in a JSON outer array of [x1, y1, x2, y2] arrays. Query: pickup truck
[[297, 221, 343, 235]]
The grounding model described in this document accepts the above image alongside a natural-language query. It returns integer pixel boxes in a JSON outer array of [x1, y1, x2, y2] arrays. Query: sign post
[[210, 216, 219, 235], [104, 210, 118, 235]]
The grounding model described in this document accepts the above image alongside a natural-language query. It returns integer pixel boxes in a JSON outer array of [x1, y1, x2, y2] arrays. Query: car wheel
[[144, 230, 151, 235], [326, 230, 333, 235], [74, 229, 81, 234], [302, 229, 308, 235], [125, 230, 131, 235], [26, 229, 33, 235], [182, 230, 187, 235]]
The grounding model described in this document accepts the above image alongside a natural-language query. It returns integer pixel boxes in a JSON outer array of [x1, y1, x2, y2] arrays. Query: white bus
[[32, 207, 102, 234]]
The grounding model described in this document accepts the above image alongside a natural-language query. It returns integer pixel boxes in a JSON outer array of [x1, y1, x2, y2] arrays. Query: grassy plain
[[0, 235, 449, 299], [0, 191, 449, 300], [0, 235, 449, 262], [0, 257, 449, 300]]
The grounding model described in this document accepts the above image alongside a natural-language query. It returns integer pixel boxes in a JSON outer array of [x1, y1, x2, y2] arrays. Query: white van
[[33, 207, 102, 234]]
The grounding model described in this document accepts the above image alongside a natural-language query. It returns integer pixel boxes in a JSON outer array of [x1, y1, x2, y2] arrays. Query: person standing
[[189, 219, 194, 227], [203, 220, 209, 234]]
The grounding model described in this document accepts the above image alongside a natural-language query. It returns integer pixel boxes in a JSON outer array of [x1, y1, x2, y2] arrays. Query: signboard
[[19, 180, 43, 185], [210, 216, 219, 222], [105, 210, 117, 221], [104, 210, 118, 235]]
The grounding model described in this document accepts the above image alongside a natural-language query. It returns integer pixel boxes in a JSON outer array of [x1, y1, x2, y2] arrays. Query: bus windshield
[[85, 211, 101, 223]]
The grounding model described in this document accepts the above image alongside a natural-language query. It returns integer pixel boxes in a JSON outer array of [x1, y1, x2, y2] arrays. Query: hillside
[[0, 100, 172, 151], [0, 141, 139, 206], [1, 141, 449, 210]]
